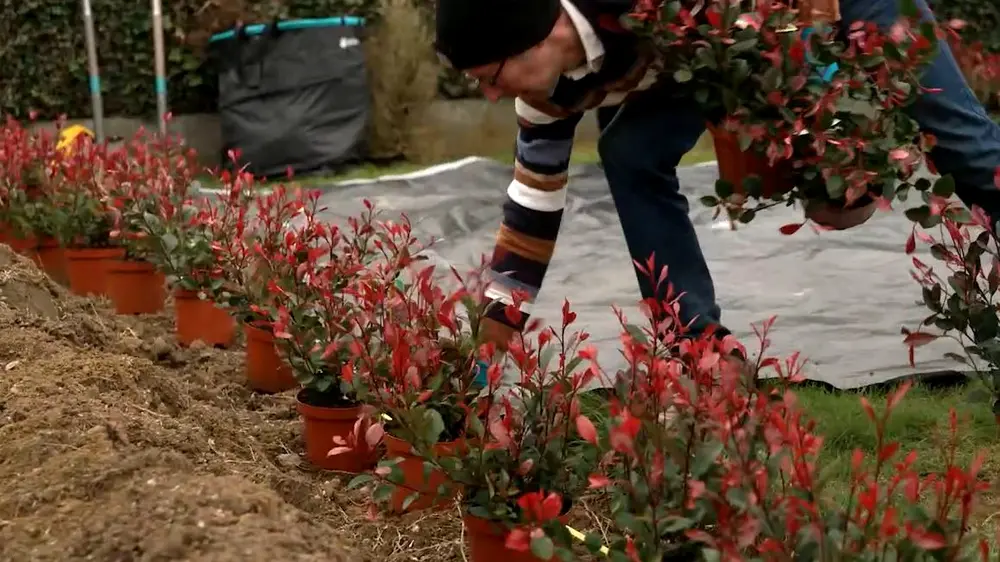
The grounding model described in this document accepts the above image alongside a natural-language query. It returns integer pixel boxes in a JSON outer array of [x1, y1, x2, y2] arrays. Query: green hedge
[[0, 0, 473, 121], [0, 0, 991, 121], [929, 0, 1000, 52]]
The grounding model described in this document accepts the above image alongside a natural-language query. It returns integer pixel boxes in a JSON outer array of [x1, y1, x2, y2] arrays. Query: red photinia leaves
[[903, 196, 1000, 375], [566, 255, 992, 561]]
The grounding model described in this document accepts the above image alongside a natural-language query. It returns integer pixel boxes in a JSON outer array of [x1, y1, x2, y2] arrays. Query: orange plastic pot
[[107, 259, 166, 314], [64, 246, 126, 297], [34, 237, 67, 284], [296, 389, 378, 472], [463, 512, 571, 562], [707, 124, 795, 199], [173, 289, 236, 348], [0, 226, 38, 257], [244, 321, 298, 394], [805, 199, 878, 231], [384, 433, 469, 513]]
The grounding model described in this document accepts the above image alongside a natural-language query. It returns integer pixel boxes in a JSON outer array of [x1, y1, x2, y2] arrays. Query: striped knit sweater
[[482, 0, 665, 346]]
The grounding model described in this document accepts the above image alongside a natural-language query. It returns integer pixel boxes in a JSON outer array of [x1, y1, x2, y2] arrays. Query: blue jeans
[[598, 0, 1000, 337]]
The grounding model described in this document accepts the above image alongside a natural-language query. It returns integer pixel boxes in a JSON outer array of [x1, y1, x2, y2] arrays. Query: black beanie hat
[[435, 0, 562, 71]]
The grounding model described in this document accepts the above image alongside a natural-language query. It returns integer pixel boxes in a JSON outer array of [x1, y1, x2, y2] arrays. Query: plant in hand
[[571, 260, 991, 561], [625, 0, 944, 232], [902, 172, 1000, 420]]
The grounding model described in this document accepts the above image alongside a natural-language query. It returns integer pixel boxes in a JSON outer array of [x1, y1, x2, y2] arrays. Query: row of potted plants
[[0, 115, 295, 390], [0, 115, 995, 561]]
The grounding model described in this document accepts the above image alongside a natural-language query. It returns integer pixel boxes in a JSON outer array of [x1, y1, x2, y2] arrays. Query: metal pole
[[151, 0, 168, 134], [81, 0, 105, 142]]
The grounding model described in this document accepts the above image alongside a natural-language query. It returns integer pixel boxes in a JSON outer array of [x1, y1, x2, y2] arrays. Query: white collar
[[560, 0, 605, 80]]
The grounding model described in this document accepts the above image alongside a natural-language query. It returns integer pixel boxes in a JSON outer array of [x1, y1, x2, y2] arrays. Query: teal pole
[[151, 0, 168, 134], [81, 0, 105, 142]]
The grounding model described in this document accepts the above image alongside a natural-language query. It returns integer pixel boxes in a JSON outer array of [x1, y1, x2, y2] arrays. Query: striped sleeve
[[482, 97, 584, 348]]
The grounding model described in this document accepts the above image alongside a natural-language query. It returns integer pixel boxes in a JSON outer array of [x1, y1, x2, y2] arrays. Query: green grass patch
[[577, 379, 1000, 530]]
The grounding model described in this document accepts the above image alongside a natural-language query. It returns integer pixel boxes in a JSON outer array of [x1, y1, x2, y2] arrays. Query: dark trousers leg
[[598, 96, 721, 334]]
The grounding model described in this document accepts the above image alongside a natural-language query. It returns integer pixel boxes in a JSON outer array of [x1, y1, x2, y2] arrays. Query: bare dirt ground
[[0, 245, 605, 562]]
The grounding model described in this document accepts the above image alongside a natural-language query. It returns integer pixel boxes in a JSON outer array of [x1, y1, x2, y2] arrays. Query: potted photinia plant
[[343, 247, 500, 514], [216, 179, 311, 394], [625, 0, 943, 232], [0, 114, 58, 262], [133, 152, 248, 347], [267, 198, 387, 472], [106, 127, 198, 315], [354, 292, 600, 562], [47, 132, 125, 296]]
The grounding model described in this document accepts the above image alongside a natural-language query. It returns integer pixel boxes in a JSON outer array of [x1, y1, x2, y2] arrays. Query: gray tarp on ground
[[263, 156, 969, 390]]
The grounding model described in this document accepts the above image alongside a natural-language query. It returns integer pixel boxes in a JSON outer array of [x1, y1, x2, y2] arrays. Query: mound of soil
[[0, 246, 371, 561]]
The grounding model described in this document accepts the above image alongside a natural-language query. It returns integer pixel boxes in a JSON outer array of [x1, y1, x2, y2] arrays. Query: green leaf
[[825, 175, 846, 200], [945, 352, 969, 365], [347, 473, 374, 489], [738, 131, 753, 152], [401, 492, 420, 511], [625, 323, 649, 344], [422, 408, 446, 445], [584, 533, 604, 553], [905, 206, 931, 225], [728, 38, 757, 54], [738, 209, 756, 223], [730, 58, 750, 83], [160, 232, 179, 253], [761, 66, 782, 91], [932, 175, 956, 198], [673, 68, 693, 83], [690, 440, 724, 477], [372, 483, 394, 503], [661, 516, 694, 533], [715, 179, 734, 199], [531, 535, 555, 560]]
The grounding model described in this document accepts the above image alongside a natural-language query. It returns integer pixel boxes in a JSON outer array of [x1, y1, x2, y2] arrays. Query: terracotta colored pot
[[244, 321, 298, 394], [0, 226, 39, 257], [707, 124, 796, 199], [296, 389, 378, 472], [106, 259, 166, 314], [383, 433, 469, 513], [463, 512, 571, 562], [805, 199, 878, 231], [64, 246, 126, 297], [173, 288, 236, 348], [34, 237, 67, 284]]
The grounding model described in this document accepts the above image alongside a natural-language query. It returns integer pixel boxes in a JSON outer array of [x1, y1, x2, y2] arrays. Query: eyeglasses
[[469, 59, 506, 88]]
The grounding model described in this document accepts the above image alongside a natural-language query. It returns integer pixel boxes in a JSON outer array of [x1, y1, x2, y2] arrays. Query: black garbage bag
[[208, 18, 370, 179]]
